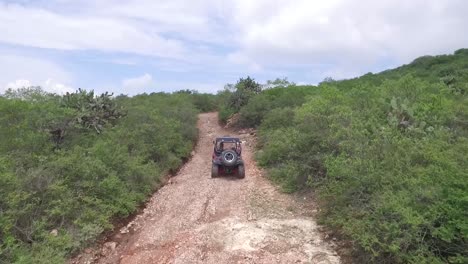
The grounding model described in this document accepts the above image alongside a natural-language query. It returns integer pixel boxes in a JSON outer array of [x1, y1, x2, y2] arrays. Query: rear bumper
[[217, 165, 239, 174], [212, 159, 244, 166]]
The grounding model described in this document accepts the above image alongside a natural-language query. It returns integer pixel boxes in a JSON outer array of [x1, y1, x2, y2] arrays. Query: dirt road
[[75, 112, 340, 264]]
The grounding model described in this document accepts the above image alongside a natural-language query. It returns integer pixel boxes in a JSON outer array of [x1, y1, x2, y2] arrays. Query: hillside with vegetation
[[0, 88, 217, 263], [1, 49, 466, 264], [220, 49, 468, 263]]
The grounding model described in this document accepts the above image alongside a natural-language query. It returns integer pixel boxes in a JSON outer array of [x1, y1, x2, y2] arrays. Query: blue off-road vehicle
[[211, 137, 245, 178]]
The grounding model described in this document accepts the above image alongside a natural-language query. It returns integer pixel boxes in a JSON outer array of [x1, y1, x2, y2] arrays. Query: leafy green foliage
[[0, 89, 201, 263], [227, 76, 262, 112], [239, 85, 320, 127], [3, 86, 52, 101], [173, 89, 219, 112], [234, 50, 468, 263], [265, 77, 295, 88], [61, 89, 125, 133], [216, 88, 236, 123]]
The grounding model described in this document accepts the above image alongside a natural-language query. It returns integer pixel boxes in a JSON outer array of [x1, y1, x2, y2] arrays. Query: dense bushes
[[239, 85, 320, 127], [258, 77, 467, 263], [0, 89, 203, 263], [228, 50, 468, 263], [173, 89, 219, 112], [218, 77, 320, 127], [218, 76, 263, 124]]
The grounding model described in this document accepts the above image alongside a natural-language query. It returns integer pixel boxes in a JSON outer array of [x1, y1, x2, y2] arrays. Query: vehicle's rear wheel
[[237, 165, 245, 179], [211, 164, 219, 178]]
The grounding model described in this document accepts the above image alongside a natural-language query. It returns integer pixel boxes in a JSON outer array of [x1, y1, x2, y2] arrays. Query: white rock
[[50, 229, 58, 236], [101, 241, 117, 256], [104, 242, 117, 251]]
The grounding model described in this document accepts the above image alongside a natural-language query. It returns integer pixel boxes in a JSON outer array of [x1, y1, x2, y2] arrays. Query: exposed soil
[[72, 112, 340, 264]]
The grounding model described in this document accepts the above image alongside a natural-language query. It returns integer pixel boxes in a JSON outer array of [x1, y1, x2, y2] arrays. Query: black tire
[[238, 165, 245, 179], [221, 150, 238, 166], [211, 164, 219, 178]]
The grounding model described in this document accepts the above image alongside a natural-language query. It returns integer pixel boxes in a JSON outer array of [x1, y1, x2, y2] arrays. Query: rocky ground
[[72, 112, 341, 264]]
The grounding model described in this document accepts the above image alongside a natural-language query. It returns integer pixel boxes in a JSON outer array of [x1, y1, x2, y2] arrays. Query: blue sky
[[1, 0, 468, 95]]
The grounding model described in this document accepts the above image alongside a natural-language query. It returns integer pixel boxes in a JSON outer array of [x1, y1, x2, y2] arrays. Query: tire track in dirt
[[72, 112, 340, 264]]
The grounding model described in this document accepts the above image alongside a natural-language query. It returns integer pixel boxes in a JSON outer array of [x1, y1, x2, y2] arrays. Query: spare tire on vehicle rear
[[221, 150, 238, 166]]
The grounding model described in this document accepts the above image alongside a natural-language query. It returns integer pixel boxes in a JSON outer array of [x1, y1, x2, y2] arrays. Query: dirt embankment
[[73, 112, 340, 264]]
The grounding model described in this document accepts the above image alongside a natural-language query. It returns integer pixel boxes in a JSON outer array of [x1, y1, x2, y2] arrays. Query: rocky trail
[[73, 112, 341, 264]]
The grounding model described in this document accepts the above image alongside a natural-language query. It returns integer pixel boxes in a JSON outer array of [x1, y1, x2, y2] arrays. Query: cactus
[[388, 96, 414, 129], [62, 89, 125, 133]]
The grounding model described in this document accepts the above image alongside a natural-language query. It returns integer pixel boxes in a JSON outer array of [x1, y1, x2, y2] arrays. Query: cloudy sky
[[1, 0, 467, 94]]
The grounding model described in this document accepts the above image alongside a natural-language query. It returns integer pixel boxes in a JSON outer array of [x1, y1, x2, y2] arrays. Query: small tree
[[49, 89, 126, 147], [265, 77, 295, 88], [61, 89, 125, 133], [228, 76, 262, 111], [3, 86, 51, 101]]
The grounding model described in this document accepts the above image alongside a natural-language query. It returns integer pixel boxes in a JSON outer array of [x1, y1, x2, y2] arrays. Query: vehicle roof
[[215, 136, 241, 142]]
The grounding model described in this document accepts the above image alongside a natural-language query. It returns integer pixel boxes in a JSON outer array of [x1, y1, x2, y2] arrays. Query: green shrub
[[218, 105, 236, 124], [227, 76, 262, 111], [235, 85, 319, 127], [252, 50, 468, 263], [239, 95, 272, 127], [0, 89, 200, 263]]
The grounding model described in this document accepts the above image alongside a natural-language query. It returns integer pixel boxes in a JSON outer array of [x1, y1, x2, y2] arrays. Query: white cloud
[[3, 78, 74, 95], [0, 3, 187, 58], [122, 73, 153, 92], [44, 78, 74, 94], [228, 0, 468, 78], [100, 0, 232, 44], [1, 0, 468, 92], [227, 52, 263, 72], [6, 79, 32, 89], [0, 54, 73, 94]]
